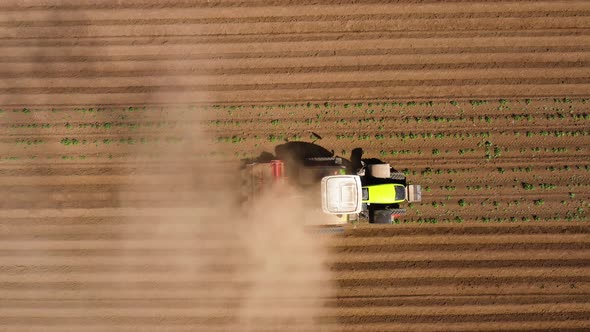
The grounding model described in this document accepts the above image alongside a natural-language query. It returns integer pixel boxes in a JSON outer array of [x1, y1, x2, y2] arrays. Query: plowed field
[[0, 1, 589, 331]]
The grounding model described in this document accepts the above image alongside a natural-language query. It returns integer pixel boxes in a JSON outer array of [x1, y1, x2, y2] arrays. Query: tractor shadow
[[244, 142, 396, 167], [243, 142, 403, 180]]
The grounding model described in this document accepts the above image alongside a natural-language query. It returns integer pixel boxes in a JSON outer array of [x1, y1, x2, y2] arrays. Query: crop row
[[2, 98, 590, 119], [59, 137, 185, 146], [0, 96, 577, 110], [213, 130, 588, 143], [402, 213, 588, 224]]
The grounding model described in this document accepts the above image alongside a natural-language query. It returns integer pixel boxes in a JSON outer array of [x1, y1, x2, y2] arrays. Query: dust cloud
[[0, 5, 337, 330], [117, 108, 337, 331]]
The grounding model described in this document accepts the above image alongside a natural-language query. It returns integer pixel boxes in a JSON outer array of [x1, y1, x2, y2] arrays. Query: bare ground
[[0, 1, 589, 331]]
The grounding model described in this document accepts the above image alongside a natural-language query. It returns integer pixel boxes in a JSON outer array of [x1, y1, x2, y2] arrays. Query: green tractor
[[358, 163, 422, 224], [241, 142, 421, 225]]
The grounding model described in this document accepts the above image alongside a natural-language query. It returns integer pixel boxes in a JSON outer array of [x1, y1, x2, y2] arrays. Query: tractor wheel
[[369, 164, 391, 178], [369, 209, 393, 224], [388, 208, 406, 216], [390, 172, 406, 181]]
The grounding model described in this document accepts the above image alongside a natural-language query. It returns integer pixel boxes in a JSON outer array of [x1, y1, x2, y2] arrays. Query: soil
[[0, 1, 589, 331]]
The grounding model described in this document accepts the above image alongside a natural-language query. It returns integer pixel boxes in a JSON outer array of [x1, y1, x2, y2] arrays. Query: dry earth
[[0, 1, 589, 331]]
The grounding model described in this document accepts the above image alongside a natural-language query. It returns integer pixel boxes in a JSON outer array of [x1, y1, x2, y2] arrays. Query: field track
[[1, 1, 590, 105], [0, 219, 588, 331], [1, 1, 589, 331]]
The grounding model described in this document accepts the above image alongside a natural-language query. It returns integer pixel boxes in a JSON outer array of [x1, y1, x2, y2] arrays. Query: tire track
[[3, 60, 590, 79], [3, 36, 588, 57], [3, 51, 590, 74], [5, 18, 588, 39], [3, 46, 590, 62], [2, 2, 589, 21]]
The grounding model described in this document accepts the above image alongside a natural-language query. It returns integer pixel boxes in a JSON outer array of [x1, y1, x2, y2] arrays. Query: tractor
[[240, 142, 421, 224], [358, 163, 422, 224]]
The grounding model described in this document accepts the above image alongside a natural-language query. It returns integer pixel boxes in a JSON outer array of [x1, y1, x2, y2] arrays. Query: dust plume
[[116, 107, 337, 331], [0, 4, 337, 330]]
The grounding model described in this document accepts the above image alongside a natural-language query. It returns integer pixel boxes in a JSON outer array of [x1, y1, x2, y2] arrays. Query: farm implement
[[241, 142, 422, 225]]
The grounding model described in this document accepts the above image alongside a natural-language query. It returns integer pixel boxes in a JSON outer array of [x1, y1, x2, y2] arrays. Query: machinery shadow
[[243, 142, 401, 175]]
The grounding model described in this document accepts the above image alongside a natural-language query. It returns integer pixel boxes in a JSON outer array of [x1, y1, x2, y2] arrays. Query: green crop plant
[[533, 199, 544, 206], [416, 217, 438, 224], [268, 134, 284, 142], [421, 168, 433, 176], [493, 146, 502, 158], [551, 147, 568, 153], [357, 134, 370, 141], [539, 183, 556, 189], [470, 100, 488, 106], [522, 182, 534, 190], [15, 139, 44, 145], [60, 138, 80, 146]]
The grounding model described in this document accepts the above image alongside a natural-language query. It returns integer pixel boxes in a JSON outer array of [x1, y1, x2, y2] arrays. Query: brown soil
[[0, 1, 589, 331]]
